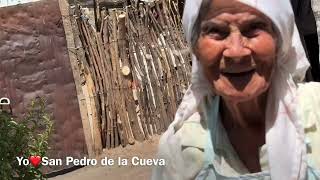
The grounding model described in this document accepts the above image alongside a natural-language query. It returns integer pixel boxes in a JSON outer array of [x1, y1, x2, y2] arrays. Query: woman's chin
[[213, 79, 269, 103], [219, 91, 259, 103]]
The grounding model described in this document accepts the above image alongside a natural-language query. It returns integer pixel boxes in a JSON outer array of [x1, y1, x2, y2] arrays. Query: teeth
[[222, 69, 255, 75], [222, 68, 255, 74]]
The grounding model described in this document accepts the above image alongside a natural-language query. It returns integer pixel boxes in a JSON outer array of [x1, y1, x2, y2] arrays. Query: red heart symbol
[[29, 155, 42, 167]]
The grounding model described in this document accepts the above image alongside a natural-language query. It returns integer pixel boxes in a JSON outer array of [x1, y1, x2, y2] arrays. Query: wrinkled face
[[194, 0, 278, 102]]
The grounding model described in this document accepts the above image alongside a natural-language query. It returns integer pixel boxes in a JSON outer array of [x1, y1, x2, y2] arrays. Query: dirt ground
[[49, 135, 161, 180]]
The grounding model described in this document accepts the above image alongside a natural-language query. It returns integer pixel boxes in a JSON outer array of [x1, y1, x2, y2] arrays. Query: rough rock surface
[[0, 0, 87, 173]]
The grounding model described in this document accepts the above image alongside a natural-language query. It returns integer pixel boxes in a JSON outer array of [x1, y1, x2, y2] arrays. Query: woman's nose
[[223, 33, 251, 59]]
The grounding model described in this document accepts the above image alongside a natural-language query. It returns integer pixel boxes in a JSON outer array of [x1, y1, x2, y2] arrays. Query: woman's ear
[[271, 25, 280, 54], [191, 40, 200, 60]]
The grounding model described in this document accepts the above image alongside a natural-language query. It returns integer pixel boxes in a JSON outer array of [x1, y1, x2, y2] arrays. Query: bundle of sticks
[[72, 0, 191, 150]]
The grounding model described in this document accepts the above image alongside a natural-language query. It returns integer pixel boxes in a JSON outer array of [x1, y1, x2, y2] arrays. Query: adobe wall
[[0, 0, 87, 173]]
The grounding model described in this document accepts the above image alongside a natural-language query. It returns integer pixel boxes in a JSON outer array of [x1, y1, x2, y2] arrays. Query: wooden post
[[58, 0, 96, 157], [119, 13, 145, 141], [71, 1, 190, 150], [102, 16, 119, 148]]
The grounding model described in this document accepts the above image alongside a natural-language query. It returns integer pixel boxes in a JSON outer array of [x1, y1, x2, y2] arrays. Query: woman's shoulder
[[298, 82, 320, 94], [152, 113, 208, 180], [297, 82, 320, 111], [297, 82, 320, 126], [297, 82, 320, 169]]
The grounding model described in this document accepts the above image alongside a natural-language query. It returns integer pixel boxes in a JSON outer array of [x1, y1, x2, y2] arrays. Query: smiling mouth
[[221, 69, 256, 77]]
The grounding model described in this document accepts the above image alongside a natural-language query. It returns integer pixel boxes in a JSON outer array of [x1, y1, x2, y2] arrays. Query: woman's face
[[194, 0, 277, 103]]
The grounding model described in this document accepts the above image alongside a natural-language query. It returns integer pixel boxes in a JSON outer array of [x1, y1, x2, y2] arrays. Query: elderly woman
[[152, 0, 320, 179]]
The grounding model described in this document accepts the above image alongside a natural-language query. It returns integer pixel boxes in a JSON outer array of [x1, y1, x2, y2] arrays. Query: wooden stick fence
[[73, 0, 191, 150]]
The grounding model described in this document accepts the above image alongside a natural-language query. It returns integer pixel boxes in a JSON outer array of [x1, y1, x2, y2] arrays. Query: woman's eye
[[241, 23, 265, 38], [201, 23, 229, 40], [209, 28, 228, 39]]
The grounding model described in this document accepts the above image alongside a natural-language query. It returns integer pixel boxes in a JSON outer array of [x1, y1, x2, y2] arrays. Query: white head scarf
[[168, 0, 311, 179]]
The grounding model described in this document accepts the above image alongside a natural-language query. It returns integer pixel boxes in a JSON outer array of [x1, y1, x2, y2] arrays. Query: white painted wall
[[0, 0, 40, 7]]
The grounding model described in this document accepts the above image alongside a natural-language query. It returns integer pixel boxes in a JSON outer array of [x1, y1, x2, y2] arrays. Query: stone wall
[[0, 0, 87, 173]]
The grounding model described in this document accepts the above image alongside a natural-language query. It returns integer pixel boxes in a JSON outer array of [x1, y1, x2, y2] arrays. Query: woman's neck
[[219, 91, 268, 173], [220, 91, 268, 130]]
